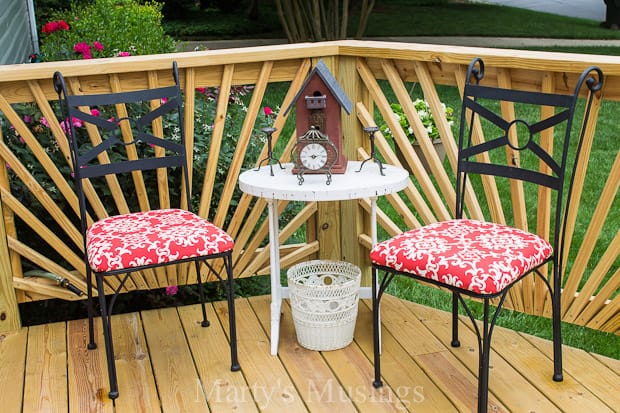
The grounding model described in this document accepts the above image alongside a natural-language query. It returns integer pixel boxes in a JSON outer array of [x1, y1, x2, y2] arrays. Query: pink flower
[[74, 42, 92, 59], [90, 108, 100, 117], [118, 51, 131, 57], [196, 87, 206, 94], [93, 41, 104, 51], [165, 285, 178, 296], [60, 120, 70, 134], [42, 20, 69, 34], [40, 117, 49, 128], [23, 115, 33, 124], [73, 42, 90, 54], [60, 117, 83, 134], [42, 21, 58, 33], [263, 106, 273, 116]]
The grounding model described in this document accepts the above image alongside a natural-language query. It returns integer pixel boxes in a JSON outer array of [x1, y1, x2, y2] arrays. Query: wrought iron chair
[[53, 62, 240, 400], [370, 58, 602, 413]]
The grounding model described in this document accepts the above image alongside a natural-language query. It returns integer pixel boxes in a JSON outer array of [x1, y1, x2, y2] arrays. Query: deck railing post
[[0, 197, 21, 332], [337, 55, 372, 283]]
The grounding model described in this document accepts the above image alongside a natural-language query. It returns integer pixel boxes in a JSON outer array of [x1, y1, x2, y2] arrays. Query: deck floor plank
[[214, 298, 308, 412], [23, 322, 68, 413], [521, 331, 620, 412], [111, 312, 161, 413], [178, 302, 259, 413], [355, 300, 461, 412], [2, 295, 617, 412], [1, 324, 27, 413], [395, 296, 559, 412], [67, 318, 113, 413], [249, 295, 360, 413], [491, 323, 615, 413], [321, 341, 407, 412], [591, 352, 620, 374], [141, 307, 209, 413], [382, 297, 507, 412]]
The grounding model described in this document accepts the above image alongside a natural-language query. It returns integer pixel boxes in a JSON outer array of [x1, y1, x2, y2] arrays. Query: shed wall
[[0, 0, 38, 65]]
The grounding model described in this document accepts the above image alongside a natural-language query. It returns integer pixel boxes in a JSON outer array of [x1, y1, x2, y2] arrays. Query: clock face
[[300, 143, 328, 170]]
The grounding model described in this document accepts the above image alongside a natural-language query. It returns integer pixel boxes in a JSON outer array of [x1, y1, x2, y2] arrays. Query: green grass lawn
[[164, 0, 620, 41]]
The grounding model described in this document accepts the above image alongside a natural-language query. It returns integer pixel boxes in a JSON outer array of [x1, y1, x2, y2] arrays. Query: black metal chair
[[370, 58, 602, 413], [53, 62, 240, 400]]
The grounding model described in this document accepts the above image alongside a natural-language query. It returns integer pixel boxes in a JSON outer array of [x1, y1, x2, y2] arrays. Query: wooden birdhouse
[[287, 60, 353, 174]]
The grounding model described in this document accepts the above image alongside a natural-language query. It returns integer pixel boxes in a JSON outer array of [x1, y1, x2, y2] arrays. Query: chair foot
[[553, 373, 563, 382], [109, 390, 119, 400], [231, 363, 241, 372], [372, 379, 383, 388], [451, 339, 460, 347], [201, 320, 210, 328], [87, 342, 97, 350]]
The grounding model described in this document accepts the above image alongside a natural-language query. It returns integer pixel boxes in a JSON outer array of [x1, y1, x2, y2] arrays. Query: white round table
[[239, 161, 409, 355]]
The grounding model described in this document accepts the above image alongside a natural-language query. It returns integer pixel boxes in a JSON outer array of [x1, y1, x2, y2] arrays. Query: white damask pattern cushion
[[86, 208, 234, 273], [370, 219, 552, 295]]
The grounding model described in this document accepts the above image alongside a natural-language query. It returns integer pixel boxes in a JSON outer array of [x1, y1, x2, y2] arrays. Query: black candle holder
[[356, 126, 386, 175], [255, 127, 285, 176]]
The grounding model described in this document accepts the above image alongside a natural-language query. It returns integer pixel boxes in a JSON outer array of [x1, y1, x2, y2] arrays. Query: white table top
[[239, 161, 409, 201]]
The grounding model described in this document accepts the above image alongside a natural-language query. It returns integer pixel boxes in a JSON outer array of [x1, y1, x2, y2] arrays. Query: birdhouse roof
[[284, 59, 353, 115]]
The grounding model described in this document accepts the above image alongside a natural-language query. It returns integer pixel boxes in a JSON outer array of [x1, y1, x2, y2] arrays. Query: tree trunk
[[275, 0, 375, 43]]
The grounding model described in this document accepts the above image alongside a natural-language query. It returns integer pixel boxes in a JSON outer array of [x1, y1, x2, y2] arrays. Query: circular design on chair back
[[506, 119, 532, 151]]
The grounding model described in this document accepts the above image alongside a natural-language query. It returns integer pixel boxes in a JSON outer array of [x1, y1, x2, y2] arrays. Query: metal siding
[[0, 0, 37, 65]]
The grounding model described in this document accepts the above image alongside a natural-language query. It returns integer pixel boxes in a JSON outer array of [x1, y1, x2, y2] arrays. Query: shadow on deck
[[2, 294, 618, 412]]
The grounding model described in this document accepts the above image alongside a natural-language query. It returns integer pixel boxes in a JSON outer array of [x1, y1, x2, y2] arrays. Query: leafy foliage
[[39, 0, 176, 61], [380, 99, 454, 143]]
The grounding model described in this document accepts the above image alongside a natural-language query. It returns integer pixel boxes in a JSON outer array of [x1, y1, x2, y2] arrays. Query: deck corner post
[[337, 55, 372, 283], [0, 197, 20, 332]]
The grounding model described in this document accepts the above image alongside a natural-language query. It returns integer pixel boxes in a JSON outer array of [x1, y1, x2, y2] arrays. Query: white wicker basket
[[287, 260, 361, 351]]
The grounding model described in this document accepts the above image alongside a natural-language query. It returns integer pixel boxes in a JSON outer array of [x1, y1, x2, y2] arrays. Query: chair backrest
[[456, 57, 603, 269], [53, 62, 191, 225]]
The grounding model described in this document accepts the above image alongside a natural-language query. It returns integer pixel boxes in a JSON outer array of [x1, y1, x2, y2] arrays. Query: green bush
[[39, 0, 176, 61]]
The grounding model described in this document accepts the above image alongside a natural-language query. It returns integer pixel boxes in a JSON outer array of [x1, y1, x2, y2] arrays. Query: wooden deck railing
[[0, 40, 617, 334]]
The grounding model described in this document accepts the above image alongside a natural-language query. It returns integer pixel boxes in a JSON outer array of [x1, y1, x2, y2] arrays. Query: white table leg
[[267, 199, 282, 355], [370, 196, 382, 354]]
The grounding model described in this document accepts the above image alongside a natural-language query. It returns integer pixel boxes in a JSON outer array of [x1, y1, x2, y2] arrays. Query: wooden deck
[[1, 294, 618, 412]]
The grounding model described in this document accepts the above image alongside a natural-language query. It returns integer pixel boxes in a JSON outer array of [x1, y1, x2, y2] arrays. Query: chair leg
[[477, 298, 492, 413], [224, 254, 240, 372], [451, 292, 461, 347], [551, 283, 563, 381], [86, 269, 97, 350], [371, 267, 383, 388], [96, 275, 119, 400], [195, 261, 210, 328]]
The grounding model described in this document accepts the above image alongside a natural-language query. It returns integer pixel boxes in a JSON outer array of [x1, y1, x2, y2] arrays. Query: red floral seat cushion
[[86, 208, 234, 273], [370, 219, 552, 295]]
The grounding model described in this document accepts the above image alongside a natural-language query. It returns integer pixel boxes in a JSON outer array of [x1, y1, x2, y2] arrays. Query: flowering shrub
[[41, 20, 70, 34], [39, 0, 175, 61], [381, 99, 454, 143], [72, 41, 106, 59], [191, 86, 277, 215]]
